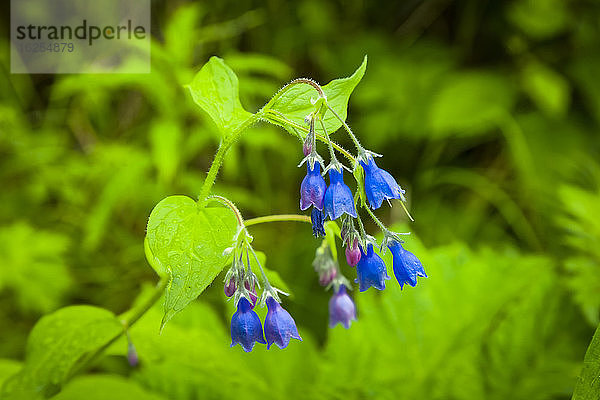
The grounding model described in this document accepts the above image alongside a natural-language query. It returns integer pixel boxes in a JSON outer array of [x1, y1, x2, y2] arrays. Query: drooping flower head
[[311, 208, 326, 238], [359, 155, 406, 210], [230, 297, 266, 352], [264, 297, 302, 349], [323, 168, 357, 220], [387, 241, 427, 289], [329, 284, 357, 329], [300, 162, 327, 211], [355, 243, 390, 292]]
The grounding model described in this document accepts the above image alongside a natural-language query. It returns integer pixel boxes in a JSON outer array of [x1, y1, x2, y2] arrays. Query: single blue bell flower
[[355, 243, 390, 292], [323, 168, 357, 220], [311, 208, 326, 237], [359, 155, 405, 209], [329, 285, 357, 329], [300, 163, 327, 211], [387, 241, 427, 289], [230, 297, 266, 352], [264, 297, 302, 349]]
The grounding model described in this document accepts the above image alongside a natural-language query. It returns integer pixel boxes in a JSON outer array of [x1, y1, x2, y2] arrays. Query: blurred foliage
[[1, 0, 600, 399]]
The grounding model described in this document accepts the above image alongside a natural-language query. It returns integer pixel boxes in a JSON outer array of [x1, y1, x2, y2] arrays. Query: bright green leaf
[[573, 322, 600, 400], [1, 306, 123, 399], [263, 55, 367, 135], [54, 375, 167, 400], [186, 56, 253, 135], [145, 196, 238, 329]]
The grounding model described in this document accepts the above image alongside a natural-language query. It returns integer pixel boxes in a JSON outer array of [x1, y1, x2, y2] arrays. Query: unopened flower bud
[[318, 268, 337, 286], [127, 340, 138, 367], [224, 278, 236, 297], [345, 239, 361, 267], [245, 281, 258, 309], [303, 140, 312, 156]]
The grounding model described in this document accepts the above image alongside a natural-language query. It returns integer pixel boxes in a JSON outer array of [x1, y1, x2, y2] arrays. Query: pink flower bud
[[345, 239, 361, 267]]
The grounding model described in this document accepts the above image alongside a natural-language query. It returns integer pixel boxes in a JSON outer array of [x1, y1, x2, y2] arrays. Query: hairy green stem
[[327, 105, 363, 151], [245, 214, 311, 226], [364, 205, 389, 232], [264, 110, 356, 163], [198, 114, 261, 203]]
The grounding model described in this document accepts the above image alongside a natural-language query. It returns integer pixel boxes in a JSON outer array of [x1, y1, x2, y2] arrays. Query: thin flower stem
[[264, 110, 355, 163], [364, 206, 388, 233], [318, 116, 339, 165], [355, 212, 368, 245], [247, 241, 273, 290], [327, 105, 363, 151], [207, 195, 245, 226], [245, 214, 311, 226]]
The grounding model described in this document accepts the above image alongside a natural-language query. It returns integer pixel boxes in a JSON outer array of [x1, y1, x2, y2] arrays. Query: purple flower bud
[[244, 281, 258, 309], [127, 341, 138, 367], [230, 297, 266, 352], [224, 278, 236, 297], [329, 285, 357, 329], [319, 268, 337, 286], [303, 140, 312, 156], [264, 297, 302, 349], [345, 239, 361, 267]]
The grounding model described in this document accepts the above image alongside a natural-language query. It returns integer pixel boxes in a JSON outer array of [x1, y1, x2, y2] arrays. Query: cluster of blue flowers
[[224, 244, 302, 352], [299, 109, 427, 329], [224, 91, 426, 352]]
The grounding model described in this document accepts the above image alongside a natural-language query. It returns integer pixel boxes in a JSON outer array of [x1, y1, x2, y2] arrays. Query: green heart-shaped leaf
[[263, 55, 367, 135], [186, 57, 254, 136], [145, 196, 238, 329]]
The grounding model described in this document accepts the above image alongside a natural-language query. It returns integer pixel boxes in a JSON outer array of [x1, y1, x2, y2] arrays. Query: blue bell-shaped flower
[[355, 243, 390, 292], [300, 163, 327, 211], [387, 241, 427, 289], [359, 155, 405, 209], [230, 297, 266, 352], [323, 168, 357, 220], [329, 285, 357, 329], [264, 297, 302, 349]]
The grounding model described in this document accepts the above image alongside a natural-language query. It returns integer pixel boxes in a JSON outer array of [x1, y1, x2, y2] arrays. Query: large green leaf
[[573, 323, 600, 400], [145, 196, 238, 329], [263, 56, 367, 135], [54, 375, 167, 400], [186, 56, 254, 135], [1, 306, 123, 399]]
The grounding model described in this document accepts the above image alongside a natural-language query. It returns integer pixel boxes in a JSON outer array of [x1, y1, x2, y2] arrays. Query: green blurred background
[[2, 0, 600, 399]]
